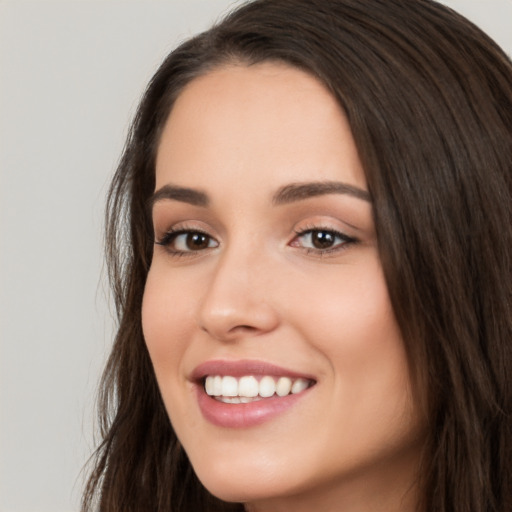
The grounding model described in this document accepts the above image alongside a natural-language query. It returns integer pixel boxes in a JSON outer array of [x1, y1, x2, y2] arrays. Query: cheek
[[142, 268, 202, 433], [141, 268, 192, 373], [288, 257, 400, 361], [287, 259, 412, 419]]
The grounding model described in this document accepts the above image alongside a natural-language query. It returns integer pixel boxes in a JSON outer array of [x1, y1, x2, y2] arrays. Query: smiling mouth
[[204, 375, 315, 403]]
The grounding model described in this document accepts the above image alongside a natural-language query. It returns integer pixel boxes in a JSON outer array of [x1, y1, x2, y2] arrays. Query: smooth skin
[[142, 62, 425, 512]]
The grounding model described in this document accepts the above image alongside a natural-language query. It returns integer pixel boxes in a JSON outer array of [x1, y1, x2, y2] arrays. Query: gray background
[[1, 1, 511, 511]]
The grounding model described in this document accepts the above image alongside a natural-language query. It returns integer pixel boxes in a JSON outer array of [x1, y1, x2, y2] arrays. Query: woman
[[83, 0, 512, 511]]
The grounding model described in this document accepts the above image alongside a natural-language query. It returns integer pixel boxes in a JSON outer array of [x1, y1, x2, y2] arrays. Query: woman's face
[[143, 63, 424, 511]]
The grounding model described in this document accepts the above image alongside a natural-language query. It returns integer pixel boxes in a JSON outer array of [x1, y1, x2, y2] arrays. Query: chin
[[190, 455, 297, 504]]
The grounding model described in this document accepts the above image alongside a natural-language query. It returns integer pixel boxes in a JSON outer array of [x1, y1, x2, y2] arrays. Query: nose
[[197, 247, 279, 342]]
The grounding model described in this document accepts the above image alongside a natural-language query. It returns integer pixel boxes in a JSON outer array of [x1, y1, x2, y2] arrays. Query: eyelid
[[155, 227, 214, 245], [289, 224, 358, 256], [154, 218, 217, 242], [154, 222, 219, 257]]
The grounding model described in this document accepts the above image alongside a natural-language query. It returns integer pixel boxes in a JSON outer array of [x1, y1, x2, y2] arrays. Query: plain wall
[[1, 1, 511, 511]]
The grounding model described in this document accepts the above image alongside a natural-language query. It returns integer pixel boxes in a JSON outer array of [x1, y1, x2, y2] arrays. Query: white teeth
[[205, 376, 215, 396], [217, 396, 262, 404], [276, 377, 292, 396], [238, 376, 259, 397], [213, 375, 222, 395], [221, 376, 238, 397], [259, 376, 276, 397], [204, 375, 312, 399], [239, 396, 256, 403], [291, 378, 309, 394]]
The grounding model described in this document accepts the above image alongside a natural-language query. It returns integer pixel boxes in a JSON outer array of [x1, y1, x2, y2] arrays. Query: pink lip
[[191, 359, 316, 381], [190, 359, 316, 429]]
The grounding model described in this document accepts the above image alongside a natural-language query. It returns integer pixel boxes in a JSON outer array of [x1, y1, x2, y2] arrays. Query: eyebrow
[[272, 181, 371, 205], [149, 180, 371, 210], [149, 184, 209, 208]]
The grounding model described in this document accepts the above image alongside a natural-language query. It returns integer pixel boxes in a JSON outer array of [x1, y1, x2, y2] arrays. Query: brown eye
[[156, 229, 219, 254], [310, 230, 336, 249], [292, 228, 357, 254], [185, 232, 211, 250]]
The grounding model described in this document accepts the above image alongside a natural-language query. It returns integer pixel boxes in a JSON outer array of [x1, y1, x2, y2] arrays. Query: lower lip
[[195, 385, 311, 428]]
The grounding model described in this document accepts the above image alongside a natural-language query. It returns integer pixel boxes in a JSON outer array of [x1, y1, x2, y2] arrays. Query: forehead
[[155, 62, 366, 193]]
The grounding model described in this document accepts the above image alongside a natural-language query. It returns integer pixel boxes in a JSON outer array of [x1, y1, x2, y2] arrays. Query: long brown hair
[[83, 1, 512, 510]]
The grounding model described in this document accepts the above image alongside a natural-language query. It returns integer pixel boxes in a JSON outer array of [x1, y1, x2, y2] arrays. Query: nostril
[[236, 325, 257, 331], [202, 323, 255, 334]]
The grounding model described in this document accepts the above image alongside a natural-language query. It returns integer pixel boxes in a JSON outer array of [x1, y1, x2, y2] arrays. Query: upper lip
[[190, 359, 317, 383]]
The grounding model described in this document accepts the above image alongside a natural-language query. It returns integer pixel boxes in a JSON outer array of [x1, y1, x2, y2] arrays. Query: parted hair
[[82, 1, 512, 510]]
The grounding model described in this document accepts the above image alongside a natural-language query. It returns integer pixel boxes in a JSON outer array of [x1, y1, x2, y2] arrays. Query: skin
[[142, 62, 425, 512]]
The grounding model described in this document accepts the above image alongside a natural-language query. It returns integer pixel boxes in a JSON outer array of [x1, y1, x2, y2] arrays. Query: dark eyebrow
[[272, 181, 371, 205], [149, 184, 209, 208]]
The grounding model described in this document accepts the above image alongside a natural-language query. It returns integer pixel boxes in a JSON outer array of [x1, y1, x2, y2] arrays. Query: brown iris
[[310, 230, 336, 249], [186, 232, 211, 250]]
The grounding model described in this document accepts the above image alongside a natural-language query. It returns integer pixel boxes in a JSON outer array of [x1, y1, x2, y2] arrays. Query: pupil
[[187, 232, 209, 250], [312, 231, 334, 249]]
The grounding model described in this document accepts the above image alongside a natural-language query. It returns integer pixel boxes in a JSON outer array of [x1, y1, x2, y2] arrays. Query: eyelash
[[155, 227, 217, 257], [155, 226, 358, 258], [292, 226, 357, 256]]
